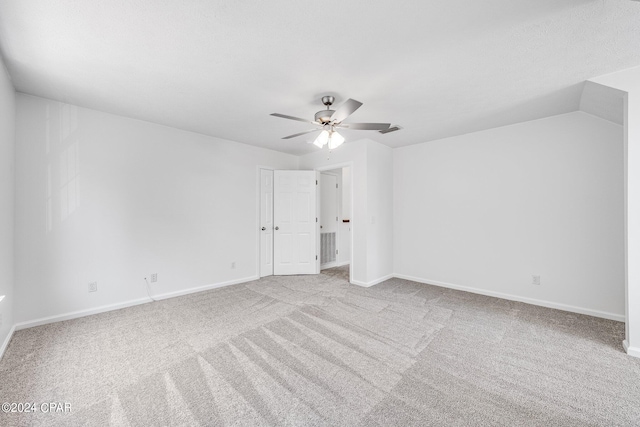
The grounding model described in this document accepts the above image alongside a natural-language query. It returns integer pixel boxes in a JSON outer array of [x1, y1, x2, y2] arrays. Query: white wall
[[394, 111, 625, 319], [625, 90, 640, 355], [339, 167, 351, 265], [342, 166, 352, 219], [366, 142, 394, 283], [14, 94, 298, 324], [0, 57, 15, 355], [591, 66, 640, 357]]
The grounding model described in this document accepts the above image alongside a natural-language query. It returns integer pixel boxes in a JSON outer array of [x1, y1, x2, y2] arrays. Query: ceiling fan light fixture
[[314, 130, 330, 148], [328, 131, 344, 150]]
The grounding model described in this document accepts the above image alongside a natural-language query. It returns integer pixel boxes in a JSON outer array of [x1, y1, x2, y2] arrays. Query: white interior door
[[274, 170, 318, 275], [259, 169, 274, 277], [320, 173, 338, 268]]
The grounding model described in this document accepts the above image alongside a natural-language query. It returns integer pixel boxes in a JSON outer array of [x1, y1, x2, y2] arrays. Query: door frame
[[314, 161, 354, 284], [258, 167, 275, 277], [320, 171, 340, 270], [256, 162, 354, 284], [256, 165, 275, 279]]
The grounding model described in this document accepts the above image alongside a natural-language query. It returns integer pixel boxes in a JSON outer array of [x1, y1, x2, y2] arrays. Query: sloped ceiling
[[580, 81, 625, 125], [0, 0, 638, 155]]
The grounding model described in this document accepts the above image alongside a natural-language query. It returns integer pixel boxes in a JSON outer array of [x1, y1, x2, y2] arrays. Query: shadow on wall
[[46, 103, 80, 234]]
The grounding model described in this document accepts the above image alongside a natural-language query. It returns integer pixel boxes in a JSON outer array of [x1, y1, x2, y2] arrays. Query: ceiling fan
[[271, 96, 397, 149]]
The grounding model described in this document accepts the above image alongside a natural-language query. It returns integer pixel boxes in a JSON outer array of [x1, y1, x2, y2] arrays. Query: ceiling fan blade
[[330, 99, 363, 123], [282, 129, 319, 139], [271, 113, 317, 125], [338, 123, 391, 130], [379, 125, 402, 134]]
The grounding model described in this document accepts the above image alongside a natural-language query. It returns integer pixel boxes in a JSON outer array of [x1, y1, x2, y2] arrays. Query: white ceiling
[[0, 1, 638, 155]]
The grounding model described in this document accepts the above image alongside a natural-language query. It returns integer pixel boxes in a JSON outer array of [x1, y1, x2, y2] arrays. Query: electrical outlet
[[150, 273, 158, 283], [88, 281, 98, 292], [231, 261, 236, 269], [532, 275, 541, 286]]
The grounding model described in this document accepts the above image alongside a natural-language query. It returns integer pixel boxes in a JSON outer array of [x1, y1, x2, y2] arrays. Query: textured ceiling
[[0, 0, 639, 155]]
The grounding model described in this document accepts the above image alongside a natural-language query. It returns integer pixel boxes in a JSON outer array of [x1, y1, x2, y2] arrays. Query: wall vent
[[321, 232, 336, 264]]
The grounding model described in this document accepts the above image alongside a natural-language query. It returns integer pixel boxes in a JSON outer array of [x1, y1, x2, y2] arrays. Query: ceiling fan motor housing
[[315, 109, 335, 124]]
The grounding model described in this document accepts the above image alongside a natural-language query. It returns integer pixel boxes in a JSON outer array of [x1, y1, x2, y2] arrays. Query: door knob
[[261, 227, 266, 231], [275, 226, 279, 230]]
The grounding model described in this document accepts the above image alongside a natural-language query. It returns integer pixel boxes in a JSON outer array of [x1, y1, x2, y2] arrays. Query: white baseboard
[[0, 325, 16, 362], [14, 297, 151, 331], [152, 275, 258, 301], [350, 280, 371, 287], [334, 261, 351, 267], [623, 340, 640, 358], [14, 275, 259, 331], [394, 273, 625, 322], [351, 274, 394, 288]]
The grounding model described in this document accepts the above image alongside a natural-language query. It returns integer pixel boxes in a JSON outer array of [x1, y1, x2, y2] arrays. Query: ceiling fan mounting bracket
[[321, 96, 335, 107], [314, 95, 336, 124]]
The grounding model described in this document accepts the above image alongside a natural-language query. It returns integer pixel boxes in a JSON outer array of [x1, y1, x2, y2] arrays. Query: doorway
[[319, 168, 351, 271], [259, 169, 319, 277], [320, 172, 338, 268], [259, 165, 352, 281]]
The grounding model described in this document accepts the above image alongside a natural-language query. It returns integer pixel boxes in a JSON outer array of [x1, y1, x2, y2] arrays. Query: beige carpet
[[1, 266, 639, 426]]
